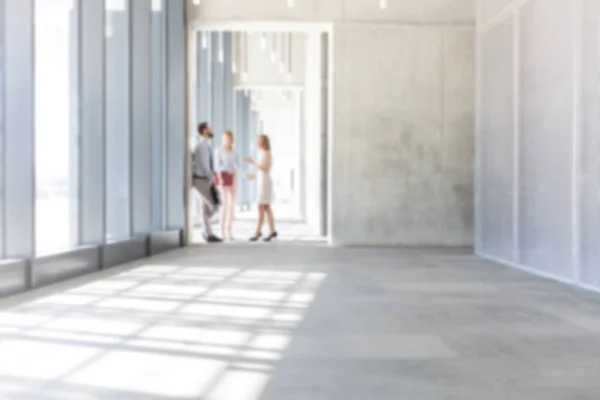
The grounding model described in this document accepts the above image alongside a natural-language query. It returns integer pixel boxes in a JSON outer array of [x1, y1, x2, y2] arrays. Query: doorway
[[186, 25, 331, 244]]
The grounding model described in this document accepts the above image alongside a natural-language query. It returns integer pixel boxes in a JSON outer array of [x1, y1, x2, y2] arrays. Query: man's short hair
[[198, 122, 209, 134]]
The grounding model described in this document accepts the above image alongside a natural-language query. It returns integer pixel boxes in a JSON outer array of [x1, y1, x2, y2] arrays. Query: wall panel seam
[[474, 15, 483, 251], [512, 9, 520, 265], [572, 0, 582, 282]]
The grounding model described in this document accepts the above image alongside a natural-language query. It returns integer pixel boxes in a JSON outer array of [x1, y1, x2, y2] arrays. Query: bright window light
[[260, 33, 267, 50], [34, 0, 79, 254]]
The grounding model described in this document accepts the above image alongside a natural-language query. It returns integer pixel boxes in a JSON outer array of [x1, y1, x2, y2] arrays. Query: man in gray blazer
[[192, 122, 222, 243]]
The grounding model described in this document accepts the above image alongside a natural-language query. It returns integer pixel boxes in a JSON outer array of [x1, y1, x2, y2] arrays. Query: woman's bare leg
[[255, 205, 265, 237], [265, 205, 276, 234], [228, 181, 238, 237], [219, 187, 227, 238]]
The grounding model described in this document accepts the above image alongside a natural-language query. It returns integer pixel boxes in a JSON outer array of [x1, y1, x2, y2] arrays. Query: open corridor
[[1, 245, 600, 399]]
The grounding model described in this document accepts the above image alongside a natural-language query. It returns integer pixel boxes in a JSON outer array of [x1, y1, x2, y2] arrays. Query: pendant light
[[287, 33, 293, 82], [207, 32, 212, 84], [218, 31, 224, 63], [242, 32, 249, 82], [279, 33, 286, 74], [270, 33, 277, 63], [231, 32, 237, 74]]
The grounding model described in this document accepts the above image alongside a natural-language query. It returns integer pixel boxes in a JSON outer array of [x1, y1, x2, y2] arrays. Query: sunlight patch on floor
[[0, 263, 327, 400]]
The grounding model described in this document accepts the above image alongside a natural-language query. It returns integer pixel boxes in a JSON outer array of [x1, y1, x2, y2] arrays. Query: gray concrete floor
[[193, 208, 323, 244], [1, 244, 600, 399]]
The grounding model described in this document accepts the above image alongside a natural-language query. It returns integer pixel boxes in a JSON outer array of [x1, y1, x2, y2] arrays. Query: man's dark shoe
[[205, 234, 223, 243]]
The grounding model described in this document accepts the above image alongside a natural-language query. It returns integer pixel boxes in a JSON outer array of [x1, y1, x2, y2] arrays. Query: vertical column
[[191, 31, 203, 221], [131, 0, 152, 236], [304, 31, 323, 234], [297, 92, 306, 220], [80, 0, 105, 246], [151, 0, 167, 231], [212, 32, 224, 146], [0, 0, 5, 256], [4, 0, 35, 258], [69, 4, 80, 247], [194, 30, 211, 222], [166, 0, 186, 230], [236, 90, 254, 210], [223, 32, 234, 131], [235, 91, 245, 208], [248, 105, 258, 208], [196, 31, 211, 138], [106, 1, 131, 241], [320, 32, 329, 236]]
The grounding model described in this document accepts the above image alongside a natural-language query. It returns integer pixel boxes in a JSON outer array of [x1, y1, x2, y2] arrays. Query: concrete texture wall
[[476, 0, 600, 290], [331, 25, 475, 245], [189, 0, 476, 246]]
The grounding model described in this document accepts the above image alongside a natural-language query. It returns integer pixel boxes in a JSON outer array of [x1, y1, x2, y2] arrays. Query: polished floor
[[1, 244, 600, 399]]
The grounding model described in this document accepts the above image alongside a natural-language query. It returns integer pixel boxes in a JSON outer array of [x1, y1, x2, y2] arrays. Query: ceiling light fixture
[[270, 33, 277, 63], [287, 33, 293, 82], [207, 32, 212, 84], [279, 33, 285, 74], [379, 0, 387, 9], [287, 0, 295, 7], [193, 0, 201, 5], [242, 32, 249, 82], [231, 33, 237, 74]]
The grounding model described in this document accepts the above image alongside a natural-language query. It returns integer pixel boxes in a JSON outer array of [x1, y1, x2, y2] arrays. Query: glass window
[[105, 0, 131, 241], [151, 0, 166, 231], [34, 0, 80, 254]]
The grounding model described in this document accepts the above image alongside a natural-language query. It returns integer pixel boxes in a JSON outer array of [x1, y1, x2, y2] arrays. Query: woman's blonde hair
[[222, 130, 234, 151], [258, 134, 271, 151]]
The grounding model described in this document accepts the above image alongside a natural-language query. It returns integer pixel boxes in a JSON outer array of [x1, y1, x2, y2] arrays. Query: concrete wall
[[331, 25, 475, 245], [476, 0, 600, 290], [189, 0, 476, 246]]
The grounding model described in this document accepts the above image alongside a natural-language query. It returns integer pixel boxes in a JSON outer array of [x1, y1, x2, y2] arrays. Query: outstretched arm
[[246, 153, 271, 172]]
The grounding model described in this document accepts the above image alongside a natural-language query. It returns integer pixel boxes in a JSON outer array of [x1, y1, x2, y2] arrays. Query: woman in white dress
[[245, 134, 278, 242], [214, 130, 238, 240]]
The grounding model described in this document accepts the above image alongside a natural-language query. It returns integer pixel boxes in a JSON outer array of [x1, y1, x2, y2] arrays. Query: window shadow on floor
[[2, 245, 600, 399]]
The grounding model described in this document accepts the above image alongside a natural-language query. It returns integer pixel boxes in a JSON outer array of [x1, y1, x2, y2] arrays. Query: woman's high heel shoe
[[263, 232, 278, 242], [249, 233, 262, 242]]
